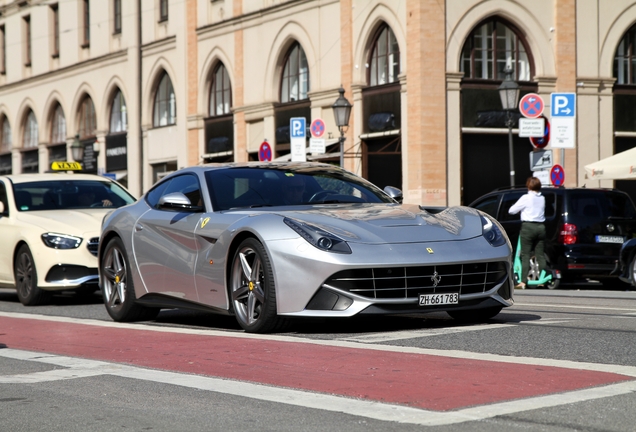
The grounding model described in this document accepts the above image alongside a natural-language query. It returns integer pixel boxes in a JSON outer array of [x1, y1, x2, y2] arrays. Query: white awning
[[584, 147, 636, 180]]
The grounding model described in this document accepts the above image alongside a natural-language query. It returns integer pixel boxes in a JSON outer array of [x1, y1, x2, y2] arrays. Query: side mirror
[[158, 192, 203, 212], [0, 200, 5, 215], [383, 186, 403, 204]]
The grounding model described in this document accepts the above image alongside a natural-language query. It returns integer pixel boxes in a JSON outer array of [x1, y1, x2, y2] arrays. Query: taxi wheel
[[230, 238, 287, 333], [14, 244, 51, 306], [447, 306, 503, 322], [100, 237, 159, 322]]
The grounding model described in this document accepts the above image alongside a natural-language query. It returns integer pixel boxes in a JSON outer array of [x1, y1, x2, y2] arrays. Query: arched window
[[615, 25, 636, 85], [0, 116, 11, 153], [153, 72, 176, 127], [281, 42, 309, 103], [209, 63, 231, 116], [23, 110, 38, 148], [50, 104, 66, 144], [461, 19, 531, 81], [369, 24, 400, 86], [78, 96, 96, 138], [110, 90, 127, 132]]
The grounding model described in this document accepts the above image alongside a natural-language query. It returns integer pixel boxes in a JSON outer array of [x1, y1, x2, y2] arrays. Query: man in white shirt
[[508, 177, 546, 289]]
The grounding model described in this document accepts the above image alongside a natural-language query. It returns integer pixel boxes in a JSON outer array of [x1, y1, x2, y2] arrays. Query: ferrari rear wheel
[[447, 306, 503, 322], [14, 244, 51, 306], [230, 238, 285, 333], [101, 237, 159, 322]]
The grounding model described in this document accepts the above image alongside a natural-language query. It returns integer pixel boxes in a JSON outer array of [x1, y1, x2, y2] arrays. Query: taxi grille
[[87, 237, 99, 257], [324, 261, 507, 299]]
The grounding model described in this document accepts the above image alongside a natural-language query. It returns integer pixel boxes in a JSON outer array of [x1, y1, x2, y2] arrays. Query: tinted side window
[[568, 191, 636, 219], [162, 174, 202, 209], [472, 195, 500, 218], [145, 179, 171, 208], [499, 192, 525, 221], [543, 192, 556, 219]]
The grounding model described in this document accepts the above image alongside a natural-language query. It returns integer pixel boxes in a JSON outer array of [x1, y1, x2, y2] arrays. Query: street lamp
[[71, 133, 84, 162], [332, 86, 352, 168], [498, 67, 520, 187]]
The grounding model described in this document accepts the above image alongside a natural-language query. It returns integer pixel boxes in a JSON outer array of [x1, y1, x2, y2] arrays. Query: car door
[[497, 191, 526, 249], [0, 179, 16, 284], [132, 174, 204, 301]]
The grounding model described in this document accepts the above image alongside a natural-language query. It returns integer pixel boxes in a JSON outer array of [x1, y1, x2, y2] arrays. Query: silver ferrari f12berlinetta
[[98, 162, 513, 333]]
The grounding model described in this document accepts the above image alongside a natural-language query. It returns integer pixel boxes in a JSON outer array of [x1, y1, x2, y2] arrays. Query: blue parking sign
[[290, 117, 306, 138], [551, 93, 576, 117]]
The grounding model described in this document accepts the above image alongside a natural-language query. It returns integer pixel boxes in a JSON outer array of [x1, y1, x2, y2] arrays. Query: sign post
[[258, 141, 272, 162], [290, 117, 307, 162], [550, 93, 576, 149], [309, 118, 326, 155]]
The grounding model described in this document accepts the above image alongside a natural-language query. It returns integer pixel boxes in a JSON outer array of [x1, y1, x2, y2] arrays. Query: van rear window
[[568, 191, 636, 219]]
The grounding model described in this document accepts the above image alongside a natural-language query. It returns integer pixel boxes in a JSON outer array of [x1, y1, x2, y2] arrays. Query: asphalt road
[[1, 286, 635, 431]]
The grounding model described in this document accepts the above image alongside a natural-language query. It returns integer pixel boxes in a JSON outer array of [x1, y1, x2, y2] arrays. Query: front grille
[[87, 237, 99, 257], [324, 261, 508, 299]]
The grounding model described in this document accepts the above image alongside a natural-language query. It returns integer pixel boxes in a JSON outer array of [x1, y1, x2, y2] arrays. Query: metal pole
[[339, 128, 345, 168], [507, 111, 515, 187]]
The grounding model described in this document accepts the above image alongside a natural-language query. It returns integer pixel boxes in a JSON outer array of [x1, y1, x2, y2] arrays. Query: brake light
[[559, 223, 578, 244]]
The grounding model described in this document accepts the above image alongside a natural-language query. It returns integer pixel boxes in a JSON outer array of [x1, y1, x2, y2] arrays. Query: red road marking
[[0, 315, 631, 411]]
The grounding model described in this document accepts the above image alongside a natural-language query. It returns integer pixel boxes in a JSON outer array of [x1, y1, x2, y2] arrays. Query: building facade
[[0, 0, 634, 205]]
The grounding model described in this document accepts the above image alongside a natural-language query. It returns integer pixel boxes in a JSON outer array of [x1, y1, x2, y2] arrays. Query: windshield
[[13, 179, 136, 211], [205, 167, 394, 211]]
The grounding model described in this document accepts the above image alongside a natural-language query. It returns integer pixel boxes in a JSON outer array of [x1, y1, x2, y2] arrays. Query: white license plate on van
[[595, 235, 625, 244]]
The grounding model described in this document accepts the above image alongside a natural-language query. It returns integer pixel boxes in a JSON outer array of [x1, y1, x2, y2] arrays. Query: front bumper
[[266, 236, 514, 317]]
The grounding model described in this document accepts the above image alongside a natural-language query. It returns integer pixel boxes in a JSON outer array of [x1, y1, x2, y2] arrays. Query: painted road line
[[515, 303, 636, 312], [2, 311, 636, 378], [1, 348, 636, 427], [339, 323, 515, 343], [0, 314, 633, 413]]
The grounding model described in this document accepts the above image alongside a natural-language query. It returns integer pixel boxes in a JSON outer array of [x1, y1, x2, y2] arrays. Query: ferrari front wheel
[[100, 237, 159, 322], [230, 238, 285, 333]]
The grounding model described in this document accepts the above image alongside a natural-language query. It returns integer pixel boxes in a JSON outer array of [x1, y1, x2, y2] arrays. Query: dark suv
[[469, 187, 636, 287]]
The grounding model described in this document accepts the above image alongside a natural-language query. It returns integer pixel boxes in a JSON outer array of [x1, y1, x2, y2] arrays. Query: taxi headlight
[[41, 233, 83, 249]]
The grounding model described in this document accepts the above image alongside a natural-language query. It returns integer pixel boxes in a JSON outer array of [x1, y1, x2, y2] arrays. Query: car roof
[[163, 162, 343, 179], [0, 173, 114, 184]]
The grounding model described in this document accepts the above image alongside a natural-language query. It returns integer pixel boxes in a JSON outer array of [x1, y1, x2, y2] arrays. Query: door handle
[[135, 223, 143, 232]]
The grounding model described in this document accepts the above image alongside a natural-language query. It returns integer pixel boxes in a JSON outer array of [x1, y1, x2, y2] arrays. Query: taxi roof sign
[[51, 161, 82, 171]]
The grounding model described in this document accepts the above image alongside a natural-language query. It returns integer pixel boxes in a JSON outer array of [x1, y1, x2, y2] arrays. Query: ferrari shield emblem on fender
[[201, 217, 210, 228], [427, 248, 434, 254]]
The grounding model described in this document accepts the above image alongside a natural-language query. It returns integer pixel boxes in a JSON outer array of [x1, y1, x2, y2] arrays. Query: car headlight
[[481, 215, 507, 247], [284, 218, 352, 254], [41, 233, 83, 249]]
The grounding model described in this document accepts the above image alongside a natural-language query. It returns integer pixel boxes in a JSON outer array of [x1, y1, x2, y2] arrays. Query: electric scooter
[[513, 237, 560, 289]]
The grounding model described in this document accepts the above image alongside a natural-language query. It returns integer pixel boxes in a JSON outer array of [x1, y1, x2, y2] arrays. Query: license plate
[[419, 293, 459, 306], [595, 235, 625, 244]]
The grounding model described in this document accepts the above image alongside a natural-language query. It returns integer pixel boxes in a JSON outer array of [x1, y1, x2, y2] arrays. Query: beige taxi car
[[0, 170, 135, 305]]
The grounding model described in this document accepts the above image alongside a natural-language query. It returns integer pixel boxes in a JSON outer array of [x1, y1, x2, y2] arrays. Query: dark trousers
[[520, 222, 546, 284]]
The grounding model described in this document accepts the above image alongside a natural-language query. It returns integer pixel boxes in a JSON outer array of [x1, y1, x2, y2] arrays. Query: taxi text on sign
[[550, 93, 576, 149], [51, 161, 82, 171], [290, 117, 307, 162]]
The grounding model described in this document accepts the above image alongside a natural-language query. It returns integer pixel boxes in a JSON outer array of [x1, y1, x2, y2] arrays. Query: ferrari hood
[[17, 209, 110, 238], [281, 203, 484, 244]]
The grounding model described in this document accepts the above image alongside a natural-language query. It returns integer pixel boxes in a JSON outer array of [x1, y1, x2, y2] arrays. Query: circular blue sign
[[259, 142, 272, 162], [550, 164, 565, 186]]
